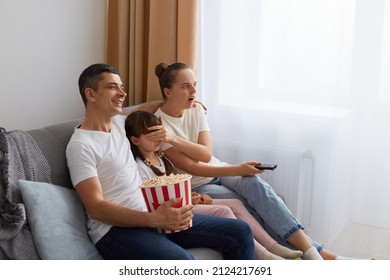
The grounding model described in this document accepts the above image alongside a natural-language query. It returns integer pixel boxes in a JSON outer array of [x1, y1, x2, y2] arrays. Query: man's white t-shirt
[[66, 115, 147, 244], [155, 106, 228, 189]]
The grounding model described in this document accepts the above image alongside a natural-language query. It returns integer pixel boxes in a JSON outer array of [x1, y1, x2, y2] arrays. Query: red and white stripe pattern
[[141, 178, 192, 234]]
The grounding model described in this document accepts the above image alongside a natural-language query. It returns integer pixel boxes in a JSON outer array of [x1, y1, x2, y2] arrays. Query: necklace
[[143, 151, 164, 167], [143, 151, 175, 176]]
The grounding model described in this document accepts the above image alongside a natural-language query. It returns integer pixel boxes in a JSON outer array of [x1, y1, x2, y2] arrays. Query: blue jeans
[[95, 213, 255, 260], [195, 176, 324, 252]]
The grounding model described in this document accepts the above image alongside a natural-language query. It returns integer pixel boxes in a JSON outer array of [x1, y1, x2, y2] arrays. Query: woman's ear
[[163, 87, 171, 97]]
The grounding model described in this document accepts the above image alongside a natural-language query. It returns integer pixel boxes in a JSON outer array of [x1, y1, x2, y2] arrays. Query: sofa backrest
[[23, 104, 140, 190], [26, 119, 82, 189]]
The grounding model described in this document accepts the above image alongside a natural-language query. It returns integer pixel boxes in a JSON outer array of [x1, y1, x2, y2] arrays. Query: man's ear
[[85, 88, 96, 102]]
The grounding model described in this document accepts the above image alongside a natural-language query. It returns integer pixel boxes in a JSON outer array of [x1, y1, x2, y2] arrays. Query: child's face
[[132, 133, 162, 154]]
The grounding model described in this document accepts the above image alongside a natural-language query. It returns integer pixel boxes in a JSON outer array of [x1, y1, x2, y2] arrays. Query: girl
[[125, 110, 303, 260]]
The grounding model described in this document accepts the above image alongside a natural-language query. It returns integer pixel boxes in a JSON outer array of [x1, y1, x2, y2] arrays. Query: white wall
[[0, 0, 107, 130]]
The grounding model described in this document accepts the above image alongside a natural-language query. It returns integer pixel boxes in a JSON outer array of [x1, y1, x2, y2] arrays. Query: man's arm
[[123, 100, 165, 117], [75, 176, 193, 230], [123, 99, 206, 117]]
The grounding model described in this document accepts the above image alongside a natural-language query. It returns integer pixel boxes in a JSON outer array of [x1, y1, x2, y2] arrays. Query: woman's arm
[[146, 125, 213, 163], [165, 130, 212, 163], [164, 147, 263, 177]]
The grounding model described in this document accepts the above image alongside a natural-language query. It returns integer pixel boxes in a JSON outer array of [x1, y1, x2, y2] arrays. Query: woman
[[147, 62, 355, 260]]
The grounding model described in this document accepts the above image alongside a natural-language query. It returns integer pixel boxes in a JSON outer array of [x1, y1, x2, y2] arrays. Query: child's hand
[[200, 194, 213, 204], [191, 192, 202, 205]]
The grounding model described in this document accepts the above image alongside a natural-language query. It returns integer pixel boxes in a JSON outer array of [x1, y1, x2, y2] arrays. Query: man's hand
[[152, 198, 194, 230], [193, 100, 208, 113]]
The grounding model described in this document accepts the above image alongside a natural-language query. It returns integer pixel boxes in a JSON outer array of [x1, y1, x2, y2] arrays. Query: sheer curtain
[[199, 0, 390, 245]]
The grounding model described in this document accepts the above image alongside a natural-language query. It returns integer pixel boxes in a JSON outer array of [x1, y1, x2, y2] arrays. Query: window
[[379, 0, 390, 101], [200, 0, 356, 115]]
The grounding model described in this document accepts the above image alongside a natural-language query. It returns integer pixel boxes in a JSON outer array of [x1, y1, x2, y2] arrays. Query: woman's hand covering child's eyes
[[145, 125, 167, 141], [146, 119, 175, 143]]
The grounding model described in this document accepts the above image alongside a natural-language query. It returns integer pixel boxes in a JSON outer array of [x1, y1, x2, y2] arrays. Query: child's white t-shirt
[[136, 156, 166, 182]]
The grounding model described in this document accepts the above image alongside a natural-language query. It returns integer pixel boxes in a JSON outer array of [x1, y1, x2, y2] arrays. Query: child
[[125, 110, 303, 260]]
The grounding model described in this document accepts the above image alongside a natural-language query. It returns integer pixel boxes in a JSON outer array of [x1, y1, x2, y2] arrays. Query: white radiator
[[213, 141, 314, 229]]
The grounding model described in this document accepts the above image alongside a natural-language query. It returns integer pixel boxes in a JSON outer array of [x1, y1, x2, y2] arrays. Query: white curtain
[[199, 0, 390, 245]]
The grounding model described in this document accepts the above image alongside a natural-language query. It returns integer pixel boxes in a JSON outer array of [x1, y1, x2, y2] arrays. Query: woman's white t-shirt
[[155, 106, 228, 189]]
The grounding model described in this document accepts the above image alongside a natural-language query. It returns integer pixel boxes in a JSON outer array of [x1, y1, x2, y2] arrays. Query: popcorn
[[140, 173, 192, 234], [141, 173, 192, 188]]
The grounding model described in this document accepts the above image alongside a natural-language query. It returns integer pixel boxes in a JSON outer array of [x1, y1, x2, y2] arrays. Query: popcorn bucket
[[141, 174, 192, 234]]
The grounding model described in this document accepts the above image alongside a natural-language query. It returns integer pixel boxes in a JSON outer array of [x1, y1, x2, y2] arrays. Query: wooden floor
[[326, 222, 390, 260]]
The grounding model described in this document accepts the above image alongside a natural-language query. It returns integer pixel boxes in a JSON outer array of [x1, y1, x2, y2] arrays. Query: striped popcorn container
[[141, 174, 192, 234]]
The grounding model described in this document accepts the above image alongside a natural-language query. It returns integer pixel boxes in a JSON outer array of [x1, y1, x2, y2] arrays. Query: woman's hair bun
[[155, 63, 169, 77]]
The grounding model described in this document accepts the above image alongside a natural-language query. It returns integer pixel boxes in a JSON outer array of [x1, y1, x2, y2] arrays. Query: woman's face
[[165, 69, 197, 110]]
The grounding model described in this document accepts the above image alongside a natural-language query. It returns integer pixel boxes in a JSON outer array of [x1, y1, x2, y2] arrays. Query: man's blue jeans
[[95, 213, 255, 260], [195, 176, 324, 252]]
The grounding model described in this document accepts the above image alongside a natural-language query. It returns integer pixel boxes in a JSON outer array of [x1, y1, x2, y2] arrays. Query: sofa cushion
[[18, 180, 103, 260]]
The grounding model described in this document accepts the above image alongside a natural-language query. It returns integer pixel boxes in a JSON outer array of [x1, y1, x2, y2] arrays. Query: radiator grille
[[213, 141, 314, 228]]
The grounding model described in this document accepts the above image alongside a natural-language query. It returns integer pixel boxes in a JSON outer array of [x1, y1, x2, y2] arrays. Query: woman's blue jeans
[[195, 176, 324, 252], [95, 213, 255, 260]]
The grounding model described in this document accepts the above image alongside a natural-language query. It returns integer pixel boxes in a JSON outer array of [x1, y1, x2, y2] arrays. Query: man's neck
[[80, 110, 115, 132]]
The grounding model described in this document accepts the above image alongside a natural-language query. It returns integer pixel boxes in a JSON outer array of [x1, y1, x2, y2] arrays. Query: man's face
[[91, 72, 127, 115]]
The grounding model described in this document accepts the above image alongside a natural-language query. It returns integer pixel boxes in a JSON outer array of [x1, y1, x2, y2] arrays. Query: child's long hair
[[125, 110, 175, 176]]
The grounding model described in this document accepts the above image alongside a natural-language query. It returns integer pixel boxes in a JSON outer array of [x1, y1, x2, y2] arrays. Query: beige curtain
[[107, 0, 198, 106]]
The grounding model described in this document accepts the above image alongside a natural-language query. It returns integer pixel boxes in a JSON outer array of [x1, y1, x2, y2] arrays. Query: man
[[65, 63, 255, 260]]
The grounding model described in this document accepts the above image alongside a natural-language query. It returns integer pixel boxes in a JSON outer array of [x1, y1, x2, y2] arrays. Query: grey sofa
[[0, 106, 223, 260]]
